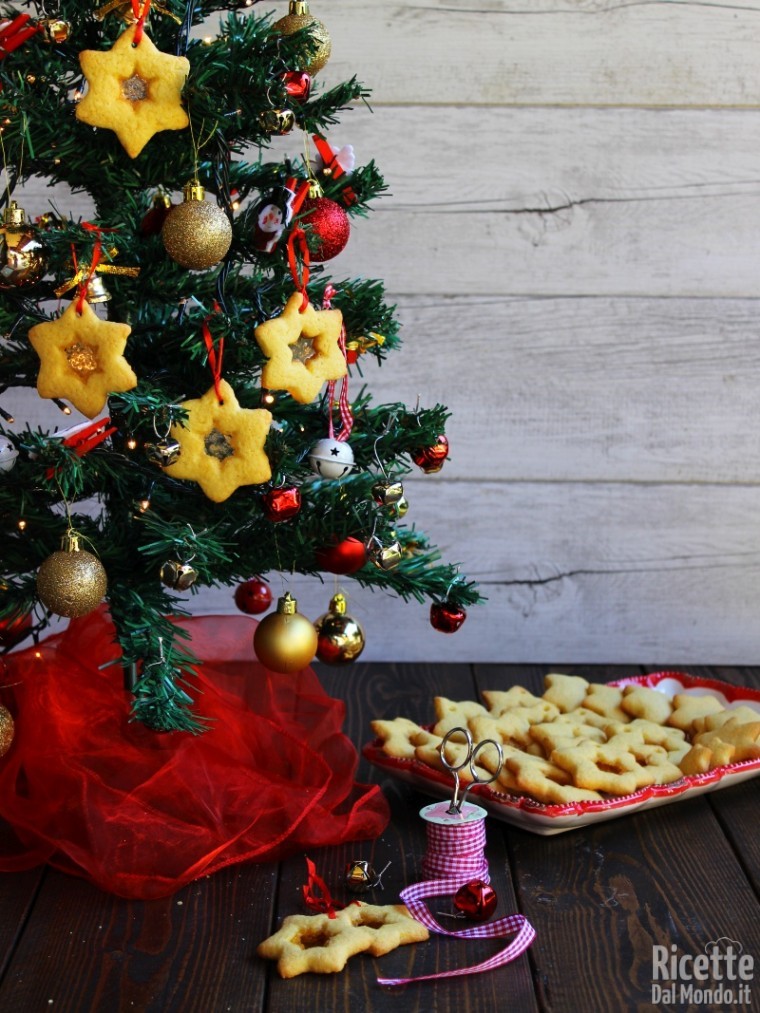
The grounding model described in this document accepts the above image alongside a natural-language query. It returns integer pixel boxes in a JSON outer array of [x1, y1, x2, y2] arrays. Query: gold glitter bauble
[[0, 704, 14, 758], [273, 1, 331, 75], [36, 533, 107, 618], [253, 592, 317, 673], [162, 181, 232, 271]]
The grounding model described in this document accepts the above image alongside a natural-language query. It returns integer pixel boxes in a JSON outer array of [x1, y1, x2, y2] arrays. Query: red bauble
[[430, 601, 467, 634], [411, 434, 449, 474], [0, 609, 33, 650], [262, 486, 302, 522], [300, 196, 350, 262], [314, 537, 367, 575], [453, 880, 497, 922], [283, 70, 311, 102], [139, 196, 173, 238], [234, 579, 273, 615]]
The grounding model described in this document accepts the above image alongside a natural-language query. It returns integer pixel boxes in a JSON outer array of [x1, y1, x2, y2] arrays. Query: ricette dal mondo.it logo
[[652, 938, 754, 1006]]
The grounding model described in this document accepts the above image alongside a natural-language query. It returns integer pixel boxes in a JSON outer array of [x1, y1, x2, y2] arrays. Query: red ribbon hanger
[[201, 302, 225, 404], [130, 0, 152, 44]]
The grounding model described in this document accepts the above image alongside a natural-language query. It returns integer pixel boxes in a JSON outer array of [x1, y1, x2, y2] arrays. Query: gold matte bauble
[[314, 592, 365, 665], [36, 532, 107, 618], [161, 181, 233, 271], [253, 591, 317, 673], [0, 201, 46, 290], [273, 0, 331, 75], [0, 704, 14, 757]]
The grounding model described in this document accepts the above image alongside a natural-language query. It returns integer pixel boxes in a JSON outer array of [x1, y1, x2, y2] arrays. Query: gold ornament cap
[[63, 530, 82, 552], [277, 591, 298, 615], [183, 180, 206, 202], [329, 592, 347, 615], [3, 201, 27, 229], [290, 0, 311, 13]]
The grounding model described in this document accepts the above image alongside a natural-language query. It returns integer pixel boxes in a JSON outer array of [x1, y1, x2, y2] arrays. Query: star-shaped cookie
[[254, 292, 347, 404], [164, 380, 272, 503], [76, 24, 190, 159], [28, 299, 136, 419]]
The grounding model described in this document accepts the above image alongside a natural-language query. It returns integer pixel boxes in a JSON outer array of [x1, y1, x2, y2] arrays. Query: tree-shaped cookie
[[254, 291, 346, 403], [164, 380, 272, 502], [28, 299, 137, 418], [76, 24, 190, 159]]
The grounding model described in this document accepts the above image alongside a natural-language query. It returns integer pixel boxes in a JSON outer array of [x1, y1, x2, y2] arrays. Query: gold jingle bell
[[258, 108, 295, 135], [159, 559, 198, 591], [345, 858, 391, 894], [144, 437, 181, 467], [0, 201, 46, 290], [369, 539, 402, 571], [39, 19, 71, 44], [372, 480, 404, 507], [314, 592, 365, 665]]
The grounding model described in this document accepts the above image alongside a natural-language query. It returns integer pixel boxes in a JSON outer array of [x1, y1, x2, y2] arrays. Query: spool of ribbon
[[376, 800, 535, 986]]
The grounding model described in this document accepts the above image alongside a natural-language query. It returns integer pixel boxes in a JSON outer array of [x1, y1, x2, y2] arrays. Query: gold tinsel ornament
[[161, 181, 233, 271], [0, 704, 14, 758], [273, 0, 332, 75], [36, 531, 108, 618]]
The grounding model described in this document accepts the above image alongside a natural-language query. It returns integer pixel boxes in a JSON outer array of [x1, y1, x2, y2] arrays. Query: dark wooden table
[[1, 663, 758, 1013]]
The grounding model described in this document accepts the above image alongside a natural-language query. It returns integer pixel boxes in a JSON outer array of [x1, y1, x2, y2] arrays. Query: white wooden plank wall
[[8, 1, 760, 665]]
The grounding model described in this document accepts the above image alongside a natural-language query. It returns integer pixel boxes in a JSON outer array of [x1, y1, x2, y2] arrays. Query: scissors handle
[[439, 728, 503, 813], [458, 737, 503, 811]]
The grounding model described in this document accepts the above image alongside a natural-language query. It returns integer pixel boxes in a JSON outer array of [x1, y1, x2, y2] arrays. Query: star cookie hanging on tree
[[254, 291, 346, 404], [28, 299, 137, 418], [164, 380, 273, 503], [76, 23, 190, 159]]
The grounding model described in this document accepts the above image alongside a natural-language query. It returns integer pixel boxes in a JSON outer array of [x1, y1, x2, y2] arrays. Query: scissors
[[439, 726, 504, 814]]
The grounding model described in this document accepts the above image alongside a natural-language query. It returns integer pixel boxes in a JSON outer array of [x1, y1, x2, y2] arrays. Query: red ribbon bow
[[302, 856, 344, 918]]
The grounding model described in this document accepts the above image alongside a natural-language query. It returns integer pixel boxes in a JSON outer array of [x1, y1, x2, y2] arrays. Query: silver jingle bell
[[159, 559, 198, 591], [145, 437, 182, 467]]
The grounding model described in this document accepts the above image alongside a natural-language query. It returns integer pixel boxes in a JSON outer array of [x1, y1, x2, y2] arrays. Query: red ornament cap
[[234, 579, 273, 615], [283, 70, 311, 102], [430, 601, 467, 634], [314, 537, 367, 575], [262, 486, 302, 522], [453, 879, 497, 922], [300, 196, 350, 262], [411, 434, 449, 473]]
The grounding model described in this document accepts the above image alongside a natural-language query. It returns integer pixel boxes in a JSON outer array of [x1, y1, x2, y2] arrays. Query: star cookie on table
[[28, 299, 136, 419], [76, 24, 190, 159], [164, 379, 272, 503], [254, 291, 346, 404]]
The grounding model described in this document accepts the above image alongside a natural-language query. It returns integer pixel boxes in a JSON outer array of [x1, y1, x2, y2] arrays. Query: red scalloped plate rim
[[362, 671, 760, 824]]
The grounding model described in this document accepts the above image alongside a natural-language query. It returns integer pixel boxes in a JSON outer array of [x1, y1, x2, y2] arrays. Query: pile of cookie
[[371, 674, 760, 805]]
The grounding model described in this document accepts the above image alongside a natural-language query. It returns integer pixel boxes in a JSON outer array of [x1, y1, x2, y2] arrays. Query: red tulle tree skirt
[[0, 609, 389, 899]]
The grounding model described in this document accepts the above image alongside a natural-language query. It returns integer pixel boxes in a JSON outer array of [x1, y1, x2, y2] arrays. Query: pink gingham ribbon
[[421, 817, 489, 881], [377, 877, 536, 986], [323, 285, 353, 441]]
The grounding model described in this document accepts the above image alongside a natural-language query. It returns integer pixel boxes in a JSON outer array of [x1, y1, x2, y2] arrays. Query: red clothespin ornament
[[0, 15, 41, 59]]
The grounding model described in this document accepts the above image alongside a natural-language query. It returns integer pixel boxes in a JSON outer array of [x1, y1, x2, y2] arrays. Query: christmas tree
[[0, 0, 480, 733]]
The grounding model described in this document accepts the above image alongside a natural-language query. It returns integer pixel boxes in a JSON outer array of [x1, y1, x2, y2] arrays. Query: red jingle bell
[[283, 70, 311, 102], [430, 601, 467, 634], [0, 609, 33, 650], [300, 196, 350, 262], [314, 537, 367, 575], [411, 434, 449, 474], [453, 879, 497, 922], [262, 486, 302, 522], [234, 579, 273, 615]]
